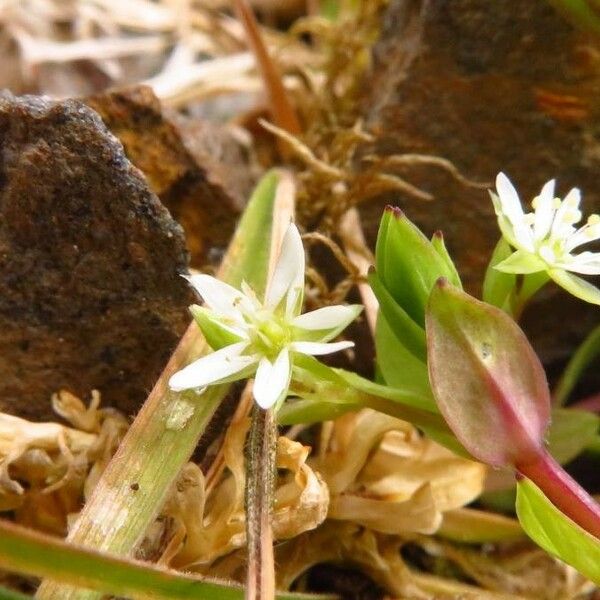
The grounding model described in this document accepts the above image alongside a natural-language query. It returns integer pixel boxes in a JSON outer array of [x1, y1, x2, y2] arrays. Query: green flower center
[[249, 311, 291, 359]]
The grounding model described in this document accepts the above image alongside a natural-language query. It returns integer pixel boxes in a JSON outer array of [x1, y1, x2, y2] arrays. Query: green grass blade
[[0, 519, 334, 600]]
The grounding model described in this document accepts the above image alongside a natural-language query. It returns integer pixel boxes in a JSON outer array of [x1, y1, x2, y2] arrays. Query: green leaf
[[554, 324, 600, 405], [0, 518, 330, 600], [426, 280, 551, 467], [375, 314, 431, 399], [547, 408, 599, 464], [190, 305, 244, 349], [375, 207, 455, 326], [516, 477, 600, 584], [482, 238, 517, 311], [369, 271, 427, 362], [430, 231, 462, 289]]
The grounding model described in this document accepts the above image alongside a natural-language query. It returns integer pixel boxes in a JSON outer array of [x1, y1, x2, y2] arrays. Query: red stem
[[516, 449, 600, 539]]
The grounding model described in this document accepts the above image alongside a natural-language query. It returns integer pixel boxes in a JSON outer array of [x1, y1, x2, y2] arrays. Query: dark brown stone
[[361, 0, 600, 384], [0, 92, 192, 420], [85, 86, 256, 267]]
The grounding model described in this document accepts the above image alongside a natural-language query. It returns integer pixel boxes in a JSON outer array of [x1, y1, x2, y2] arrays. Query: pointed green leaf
[[375, 314, 432, 400], [431, 231, 462, 289], [375, 207, 455, 325], [426, 280, 551, 467], [516, 477, 600, 584], [369, 271, 427, 361]]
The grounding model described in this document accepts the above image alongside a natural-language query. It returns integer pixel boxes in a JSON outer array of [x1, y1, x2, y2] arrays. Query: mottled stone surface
[[0, 92, 192, 420], [85, 86, 255, 266], [361, 0, 600, 382]]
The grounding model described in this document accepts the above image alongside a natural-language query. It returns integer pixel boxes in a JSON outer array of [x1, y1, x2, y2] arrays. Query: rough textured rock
[[85, 86, 256, 266], [0, 92, 192, 420], [361, 0, 600, 382]]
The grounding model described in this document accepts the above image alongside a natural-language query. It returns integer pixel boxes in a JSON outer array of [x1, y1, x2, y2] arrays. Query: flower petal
[[556, 251, 600, 275], [564, 218, 600, 252], [169, 342, 255, 391], [494, 250, 547, 274], [291, 340, 354, 356], [495, 173, 523, 221], [548, 269, 600, 305], [186, 274, 254, 322], [532, 179, 555, 241], [291, 305, 362, 341], [551, 188, 582, 239], [265, 223, 305, 317], [253, 348, 291, 409]]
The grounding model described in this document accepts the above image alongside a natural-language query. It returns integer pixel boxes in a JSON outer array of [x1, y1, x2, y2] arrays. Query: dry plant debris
[[0, 391, 127, 535]]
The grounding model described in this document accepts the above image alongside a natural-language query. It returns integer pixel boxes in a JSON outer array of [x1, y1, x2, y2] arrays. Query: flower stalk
[[245, 405, 277, 600]]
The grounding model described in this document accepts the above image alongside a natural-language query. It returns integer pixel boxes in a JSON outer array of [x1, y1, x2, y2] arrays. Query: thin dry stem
[[245, 405, 277, 600], [233, 0, 301, 136]]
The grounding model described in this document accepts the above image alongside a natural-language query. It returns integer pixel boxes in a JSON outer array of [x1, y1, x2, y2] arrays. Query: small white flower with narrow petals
[[490, 172, 600, 305], [169, 223, 362, 409]]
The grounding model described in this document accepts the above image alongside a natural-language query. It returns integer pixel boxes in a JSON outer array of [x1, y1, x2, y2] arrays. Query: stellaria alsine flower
[[169, 223, 362, 409], [490, 172, 600, 305]]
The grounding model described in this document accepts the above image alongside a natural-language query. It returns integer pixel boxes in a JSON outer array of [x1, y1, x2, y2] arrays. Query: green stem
[[245, 407, 277, 600], [511, 271, 550, 320], [0, 519, 327, 600], [553, 324, 600, 406]]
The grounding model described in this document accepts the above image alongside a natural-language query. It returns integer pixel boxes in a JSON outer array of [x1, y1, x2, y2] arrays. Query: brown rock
[[0, 92, 192, 420], [361, 0, 600, 382], [85, 86, 256, 266]]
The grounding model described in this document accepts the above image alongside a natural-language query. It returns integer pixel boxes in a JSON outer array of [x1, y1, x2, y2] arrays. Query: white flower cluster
[[491, 173, 600, 304]]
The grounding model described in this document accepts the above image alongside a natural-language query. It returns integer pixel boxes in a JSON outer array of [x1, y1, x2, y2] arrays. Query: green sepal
[[189, 304, 244, 350], [496, 249, 546, 274]]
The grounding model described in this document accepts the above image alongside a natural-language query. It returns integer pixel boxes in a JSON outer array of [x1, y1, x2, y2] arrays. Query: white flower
[[490, 172, 600, 305], [169, 223, 362, 409]]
